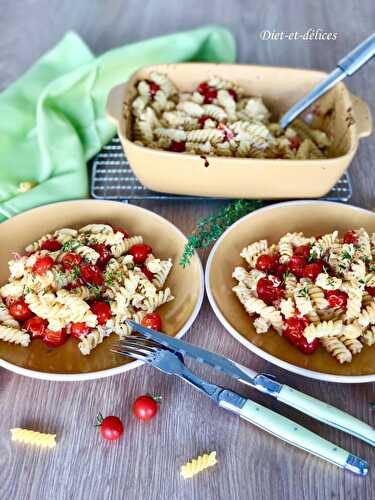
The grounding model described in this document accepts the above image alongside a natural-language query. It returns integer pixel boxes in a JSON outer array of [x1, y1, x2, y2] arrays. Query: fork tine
[[121, 340, 159, 352], [110, 348, 146, 361]]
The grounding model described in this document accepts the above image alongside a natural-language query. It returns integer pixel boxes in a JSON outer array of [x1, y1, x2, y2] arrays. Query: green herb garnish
[[61, 239, 80, 252]]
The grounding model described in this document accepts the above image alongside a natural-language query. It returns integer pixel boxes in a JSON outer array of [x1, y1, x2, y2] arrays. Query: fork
[[112, 337, 369, 476]]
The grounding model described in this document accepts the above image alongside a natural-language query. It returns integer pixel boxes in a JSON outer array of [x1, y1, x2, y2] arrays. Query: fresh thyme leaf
[[61, 239, 79, 252], [323, 265, 330, 274], [370, 265, 375, 272], [283, 270, 292, 281], [88, 238, 99, 245], [72, 266, 81, 279]]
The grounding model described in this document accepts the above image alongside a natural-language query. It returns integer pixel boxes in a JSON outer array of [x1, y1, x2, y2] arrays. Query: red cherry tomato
[[167, 141, 185, 152], [141, 266, 154, 281], [40, 239, 62, 251], [275, 263, 288, 277], [203, 88, 218, 104], [90, 301, 111, 325], [67, 277, 85, 290], [32, 256, 54, 275], [113, 227, 129, 238], [90, 244, 111, 268], [326, 290, 348, 309], [197, 81, 209, 94], [366, 287, 375, 297], [303, 262, 324, 281], [43, 328, 68, 347], [289, 136, 301, 150], [198, 115, 212, 128], [128, 244, 152, 264], [141, 312, 162, 331], [256, 277, 284, 305], [255, 254, 278, 273], [24, 316, 47, 339], [133, 395, 159, 421], [98, 415, 124, 441], [297, 336, 320, 354], [70, 322, 90, 340], [343, 230, 358, 245], [294, 245, 311, 259], [62, 252, 82, 270], [9, 299, 33, 321], [288, 255, 306, 277], [283, 317, 309, 346], [228, 88, 238, 101], [80, 264, 103, 285], [148, 81, 160, 98]]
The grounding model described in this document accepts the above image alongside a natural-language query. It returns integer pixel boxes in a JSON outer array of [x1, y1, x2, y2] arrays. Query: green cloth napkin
[[0, 26, 235, 221]]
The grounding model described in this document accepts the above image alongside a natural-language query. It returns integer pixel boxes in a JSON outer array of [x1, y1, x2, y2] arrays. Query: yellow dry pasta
[[180, 452, 217, 479], [10, 428, 56, 448]]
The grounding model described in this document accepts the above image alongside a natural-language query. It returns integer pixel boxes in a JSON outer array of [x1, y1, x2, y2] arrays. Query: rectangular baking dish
[[106, 63, 372, 199]]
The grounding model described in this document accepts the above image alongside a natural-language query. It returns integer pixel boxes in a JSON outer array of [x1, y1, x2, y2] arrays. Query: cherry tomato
[[97, 414, 124, 441], [275, 263, 288, 277], [90, 244, 111, 268], [198, 115, 212, 128], [24, 316, 47, 339], [167, 141, 185, 152], [90, 301, 111, 325], [9, 299, 33, 321], [40, 239, 62, 251], [133, 395, 158, 421], [70, 322, 90, 340], [4, 296, 18, 307], [203, 88, 218, 104], [128, 244, 152, 264], [283, 317, 309, 346], [113, 226, 129, 238], [62, 252, 82, 270], [366, 287, 375, 297], [256, 277, 284, 305], [303, 262, 324, 281], [141, 312, 162, 331], [141, 266, 154, 281], [297, 336, 320, 354], [343, 230, 358, 245], [32, 256, 54, 275], [197, 81, 209, 94], [294, 245, 311, 259], [289, 136, 301, 150], [228, 88, 238, 101], [43, 328, 68, 347], [67, 277, 85, 290], [326, 290, 348, 309], [81, 264, 103, 285], [148, 81, 160, 98], [288, 255, 306, 277], [255, 254, 278, 273]]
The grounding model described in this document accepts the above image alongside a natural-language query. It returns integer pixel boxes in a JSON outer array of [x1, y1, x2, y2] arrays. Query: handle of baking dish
[[351, 94, 372, 138], [106, 83, 127, 124]]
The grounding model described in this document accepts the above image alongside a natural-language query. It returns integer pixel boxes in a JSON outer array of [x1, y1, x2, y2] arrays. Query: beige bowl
[[106, 63, 372, 199], [0, 200, 204, 381], [206, 201, 375, 383]]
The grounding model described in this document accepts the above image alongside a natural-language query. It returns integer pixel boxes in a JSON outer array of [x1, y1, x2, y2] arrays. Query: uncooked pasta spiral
[[10, 428, 56, 448], [180, 451, 217, 479], [0, 325, 30, 346], [320, 336, 352, 364]]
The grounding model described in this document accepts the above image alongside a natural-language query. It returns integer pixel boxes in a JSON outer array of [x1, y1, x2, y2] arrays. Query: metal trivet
[[91, 136, 352, 202]]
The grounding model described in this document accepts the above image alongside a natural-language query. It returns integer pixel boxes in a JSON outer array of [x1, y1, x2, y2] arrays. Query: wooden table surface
[[1, 1, 374, 499]]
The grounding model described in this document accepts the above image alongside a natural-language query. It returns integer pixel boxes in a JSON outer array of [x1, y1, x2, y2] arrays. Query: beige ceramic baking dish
[[106, 63, 372, 199]]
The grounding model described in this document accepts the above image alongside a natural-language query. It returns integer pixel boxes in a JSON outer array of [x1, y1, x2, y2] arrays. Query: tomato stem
[[95, 412, 104, 427]]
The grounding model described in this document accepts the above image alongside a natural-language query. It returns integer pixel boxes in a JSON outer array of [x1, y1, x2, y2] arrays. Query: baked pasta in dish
[[0, 224, 173, 355], [131, 72, 331, 159], [233, 228, 375, 363]]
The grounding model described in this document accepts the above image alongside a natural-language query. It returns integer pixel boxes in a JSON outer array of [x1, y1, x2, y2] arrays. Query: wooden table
[[1, 1, 374, 499]]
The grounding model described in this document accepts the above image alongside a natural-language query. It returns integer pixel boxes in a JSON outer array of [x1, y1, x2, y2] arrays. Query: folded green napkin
[[0, 26, 235, 221]]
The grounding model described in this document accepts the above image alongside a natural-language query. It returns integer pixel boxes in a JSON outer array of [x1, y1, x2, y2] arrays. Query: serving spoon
[[280, 32, 375, 129]]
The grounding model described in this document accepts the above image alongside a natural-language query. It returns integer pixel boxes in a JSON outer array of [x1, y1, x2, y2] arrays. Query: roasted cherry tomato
[[294, 245, 311, 259], [9, 299, 33, 321], [343, 230, 358, 245], [255, 254, 278, 273], [275, 263, 288, 277], [80, 264, 103, 285], [289, 136, 301, 150], [141, 266, 154, 281], [133, 395, 159, 421], [167, 141, 185, 152], [366, 287, 375, 297], [128, 244, 152, 264], [288, 255, 306, 277], [24, 316, 47, 339], [32, 256, 54, 275], [113, 226, 129, 238], [90, 301, 111, 325], [141, 312, 162, 331], [283, 316, 310, 346], [43, 328, 68, 347], [197, 81, 209, 94], [303, 262, 324, 281], [90, 244, 111, 268], [148, 81, 160, 98], [256, 277, 284, 305], [67, 277, 85, 290], [203, 87, 218, 104], [70, 322, 90, 340], [62, 252, 82, 270], [326, 290, 348, 309], [97, 414, 124, 441], [297, 336, 320, 354], [228, 88, 238, 101], [40, 239, 62, 251]]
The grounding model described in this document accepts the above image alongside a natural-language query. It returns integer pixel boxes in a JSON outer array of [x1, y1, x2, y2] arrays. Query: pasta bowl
[[206, 200, 375, 383], [0, 200, 204, 381], [106, 63, 372, 199]]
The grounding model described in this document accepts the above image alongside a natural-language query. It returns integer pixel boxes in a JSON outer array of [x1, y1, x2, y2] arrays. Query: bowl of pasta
[[0, 200, 204, 381], [206, 200, 375, 383], [106, 63, 371, 199]]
